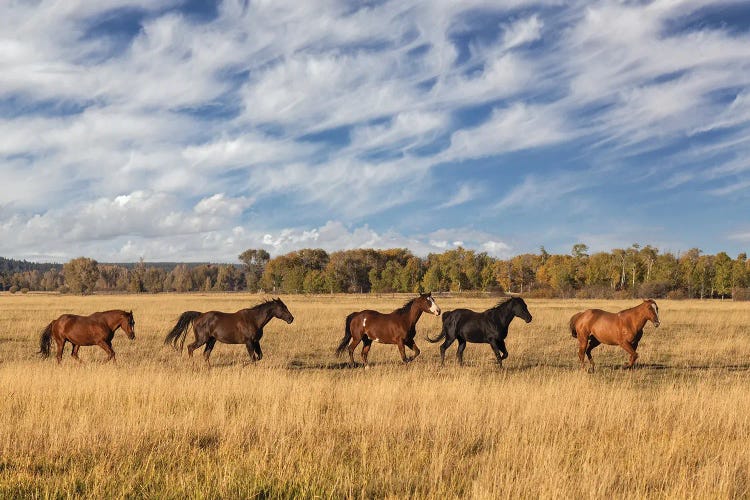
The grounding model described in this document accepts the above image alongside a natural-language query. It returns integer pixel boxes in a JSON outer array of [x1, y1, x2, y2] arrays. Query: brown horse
[[570, 299, 660, 371], [164, 298, 294, 366], [38, 310, 136, 364], [336, 292, 441, 366]]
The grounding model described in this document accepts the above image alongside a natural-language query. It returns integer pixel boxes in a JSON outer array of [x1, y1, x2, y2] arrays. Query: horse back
[[54, 314, 110, 344], [573, 309, 622, 344], [443, 308, 499, 342]]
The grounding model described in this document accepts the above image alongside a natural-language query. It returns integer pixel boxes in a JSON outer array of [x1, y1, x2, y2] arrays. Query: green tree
[[713, 252, 732, 299]]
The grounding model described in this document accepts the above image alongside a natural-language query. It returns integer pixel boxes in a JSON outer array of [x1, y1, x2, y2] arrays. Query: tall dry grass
[[0, 293, 749, 498]]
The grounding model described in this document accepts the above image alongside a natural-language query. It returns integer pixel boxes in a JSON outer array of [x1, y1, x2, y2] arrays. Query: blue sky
[[1, 0, 749, 262]]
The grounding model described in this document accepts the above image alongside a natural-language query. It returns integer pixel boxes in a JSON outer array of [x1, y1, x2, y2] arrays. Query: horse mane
[[393, 298, 417, 315], [248, 298, 279, 311], [486, 297, 514, 312]]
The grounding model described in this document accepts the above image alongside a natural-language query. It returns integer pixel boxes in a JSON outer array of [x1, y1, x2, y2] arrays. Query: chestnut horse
[[336, 292, 441, 366], [38, 310, 136, 364], [570, 299, 660, 371], [164, 298, 293, 366]]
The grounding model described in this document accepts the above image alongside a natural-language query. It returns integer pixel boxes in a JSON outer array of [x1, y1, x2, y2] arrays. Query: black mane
[[249, 298, 280, 312], [486, 297, 516, 312], [394, 298, 417, 314]]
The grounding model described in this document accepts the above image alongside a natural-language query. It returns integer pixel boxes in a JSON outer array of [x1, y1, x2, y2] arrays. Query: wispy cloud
[[1, 0, 749, 260]]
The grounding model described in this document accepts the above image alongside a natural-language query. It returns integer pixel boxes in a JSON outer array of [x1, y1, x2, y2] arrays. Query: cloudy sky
[[1, 0, 749, 262]]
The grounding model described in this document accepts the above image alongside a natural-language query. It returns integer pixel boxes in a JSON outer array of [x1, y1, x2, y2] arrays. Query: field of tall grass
[[1, 293, 749, 498]]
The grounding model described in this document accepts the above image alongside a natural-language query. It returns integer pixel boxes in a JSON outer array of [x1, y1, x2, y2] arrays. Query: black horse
[[427, 297, 532, 366]]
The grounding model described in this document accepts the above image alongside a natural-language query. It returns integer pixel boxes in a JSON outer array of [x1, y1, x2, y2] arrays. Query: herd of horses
[[37, 293, 661, 371]]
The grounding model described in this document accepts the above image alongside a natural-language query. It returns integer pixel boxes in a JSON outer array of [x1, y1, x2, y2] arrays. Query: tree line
[[1, 244, 749, 299]]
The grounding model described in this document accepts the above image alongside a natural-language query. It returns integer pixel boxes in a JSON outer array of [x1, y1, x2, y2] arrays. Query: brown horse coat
[[336, 293, 441, 366], [570, 299, 660, 370], [39, 310, 136, 363], [164, 298, 294, 366]]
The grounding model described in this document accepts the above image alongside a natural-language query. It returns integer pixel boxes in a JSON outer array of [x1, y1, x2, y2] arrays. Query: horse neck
[[102, 311, 124, 331], [487, 303, 513, 327], [403, 302, 424, 329], [251, 303, 276, 328], [623, 304, 649, 330]]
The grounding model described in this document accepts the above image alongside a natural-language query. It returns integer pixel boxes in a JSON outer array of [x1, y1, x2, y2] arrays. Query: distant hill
[[0, 257, 61, 274]]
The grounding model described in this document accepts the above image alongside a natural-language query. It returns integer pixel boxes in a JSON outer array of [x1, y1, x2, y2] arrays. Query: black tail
[[165, 311, 202, 351], [569, 312, 583, 338], [336, 312, 357, 356], [427, 311, 451, 343], [38, 321, 54, 358]]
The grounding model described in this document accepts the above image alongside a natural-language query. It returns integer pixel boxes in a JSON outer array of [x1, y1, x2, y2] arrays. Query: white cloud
[[439, 183, 482, 208], [1, 0, 750, 259]]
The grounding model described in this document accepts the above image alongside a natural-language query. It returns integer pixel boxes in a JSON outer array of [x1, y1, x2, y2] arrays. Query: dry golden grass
[[1, 293, 749, 498]]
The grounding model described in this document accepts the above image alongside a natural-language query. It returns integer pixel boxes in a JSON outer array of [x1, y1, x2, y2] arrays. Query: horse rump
[[427, 310, 454, 343], [336, 312, 358, 356], [569, 312, 584, 338]]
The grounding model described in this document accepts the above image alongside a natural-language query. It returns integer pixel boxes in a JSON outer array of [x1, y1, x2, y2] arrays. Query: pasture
[[1, 293, 749, 498]]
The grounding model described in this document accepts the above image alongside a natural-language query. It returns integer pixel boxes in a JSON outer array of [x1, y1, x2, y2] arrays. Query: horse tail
[[336, 312, 357, 356], [569, 312, 583, 338], [164, 311, 202, 351], [427, 311, 451, 343], [38, 321, 55, 358]]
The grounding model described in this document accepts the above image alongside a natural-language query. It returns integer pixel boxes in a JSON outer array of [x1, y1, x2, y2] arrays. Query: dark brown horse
[[38, 310, 136, 364], [570, 299, 660, 371], [164, 298, 294, 366], [336, 292, 441, 366]]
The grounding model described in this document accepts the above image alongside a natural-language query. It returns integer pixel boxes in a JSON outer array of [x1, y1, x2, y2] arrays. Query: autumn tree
[[63, 257, 100, 295]]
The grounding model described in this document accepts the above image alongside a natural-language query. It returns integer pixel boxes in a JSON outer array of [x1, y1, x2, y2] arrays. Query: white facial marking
[[650, 303, 659, 322], [428, 297, 439, 315]]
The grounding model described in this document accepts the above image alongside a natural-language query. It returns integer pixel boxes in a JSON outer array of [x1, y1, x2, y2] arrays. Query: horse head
[[122, 310, 136, 339], [419, 292, 441, 316], [272, 298, 294, 324], [643, 299, 660, 327], [511, 297, 533, 323]]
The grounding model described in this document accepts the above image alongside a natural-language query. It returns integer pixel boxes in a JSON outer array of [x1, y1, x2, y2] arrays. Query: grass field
[[1, 293, 749, 498]]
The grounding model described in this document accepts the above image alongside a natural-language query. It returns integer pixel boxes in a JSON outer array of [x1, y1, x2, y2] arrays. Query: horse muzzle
[[653, 321, 660, 328]]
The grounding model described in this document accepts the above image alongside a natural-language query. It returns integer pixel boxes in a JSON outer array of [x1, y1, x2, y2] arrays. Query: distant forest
[[1, 244, 749, 299]]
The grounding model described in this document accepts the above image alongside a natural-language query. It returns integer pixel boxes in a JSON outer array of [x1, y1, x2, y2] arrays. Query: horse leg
[[397, 340, 409, 364], [54, 337, 65, 364], [253, 341, 263, 362], [578, 334, 589, 371], [361, 338, 372, 366], [245, 340, 257, 364], [586, 337, 601, 372], [347, 336, 361, 367], [97, 340, 116, 364], [203, 338, 217, 367], [631, 330, 643, 350], [71, 344, 84, 364], [439, 336, 455, 365], [187, 333, 206, 358], [456, 339, 467, 366], [404, 338, 420, 361], [620, 341, 638, 369], [497, 339, 508, 360], [489, 340, 505, 367]]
